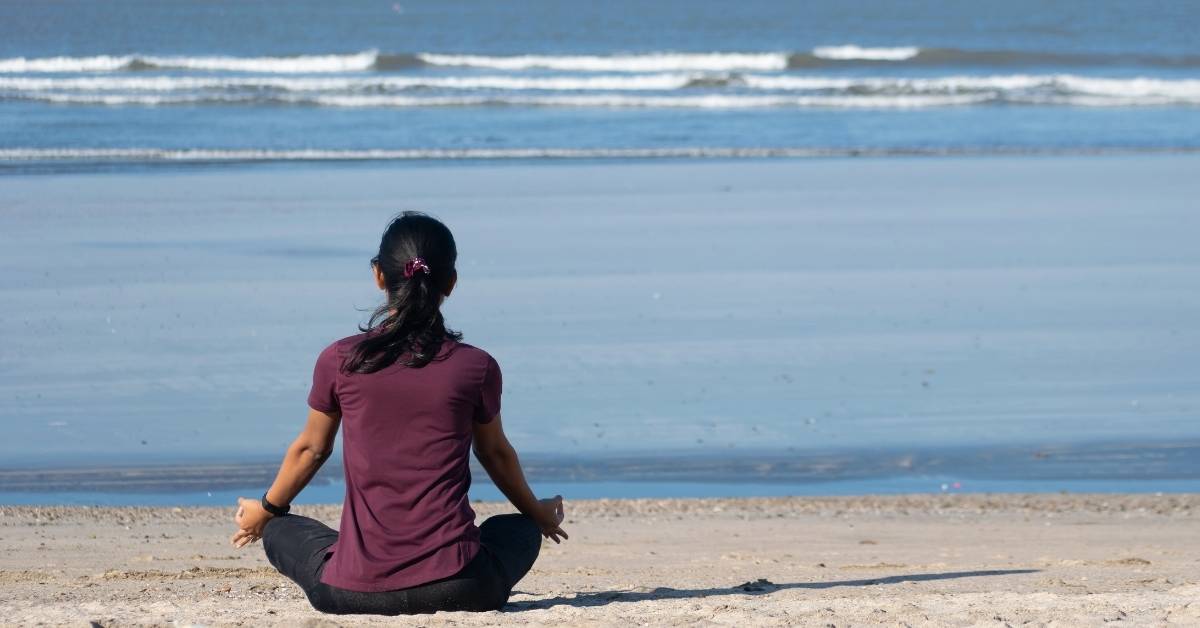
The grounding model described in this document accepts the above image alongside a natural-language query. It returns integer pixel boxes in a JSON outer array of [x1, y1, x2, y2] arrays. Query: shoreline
[[5, 147, 1200, 178], [2, 494, 1196, 626], [3, 440, 1199, 502]]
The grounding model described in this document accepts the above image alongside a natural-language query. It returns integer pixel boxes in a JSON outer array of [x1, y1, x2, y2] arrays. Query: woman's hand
[[535, 495, 568, 543], [230, 496, 273, 548]]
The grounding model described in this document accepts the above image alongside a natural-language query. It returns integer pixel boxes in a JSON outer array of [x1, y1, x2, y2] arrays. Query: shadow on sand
[[507, 569, 1039, 611]]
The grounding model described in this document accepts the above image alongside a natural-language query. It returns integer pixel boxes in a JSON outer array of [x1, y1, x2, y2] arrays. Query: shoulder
[[315, 332, 368, 364], [446, 341, 499, 369]]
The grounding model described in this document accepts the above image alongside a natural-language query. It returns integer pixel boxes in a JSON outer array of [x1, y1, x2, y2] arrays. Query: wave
[[811, 45, 920, 61], [0, 51, 385, 74], [0, 51, 787, 74], [738, 74, 1200, 102], [4, 74, 1197, 107], [4, 146, 1197, 165], [6, 46, 1199, 75], [0, 73, 703, 92], [415, 52, 789, 72], [790, 47, 1200, 69], [3, 92, 995, 108]]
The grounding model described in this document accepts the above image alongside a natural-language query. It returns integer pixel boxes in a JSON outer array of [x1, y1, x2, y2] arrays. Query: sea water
[[1, 0, 1199, 171], [1, 2, 1199, 499]]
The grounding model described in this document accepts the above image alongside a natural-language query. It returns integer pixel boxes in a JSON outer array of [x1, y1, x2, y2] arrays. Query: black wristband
[[261, 492, 290, 517]]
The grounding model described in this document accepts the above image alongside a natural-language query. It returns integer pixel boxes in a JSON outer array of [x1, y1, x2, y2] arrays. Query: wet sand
[[2, 494, 1198, 626], [3, 156, 1199, 464]]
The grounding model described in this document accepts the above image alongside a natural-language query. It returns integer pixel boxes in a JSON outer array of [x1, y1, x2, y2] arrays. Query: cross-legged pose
[[230, 211, 568, 615]]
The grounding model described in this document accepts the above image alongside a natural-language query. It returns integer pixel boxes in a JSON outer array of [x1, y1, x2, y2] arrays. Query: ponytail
[[344, 212, 462, 373]]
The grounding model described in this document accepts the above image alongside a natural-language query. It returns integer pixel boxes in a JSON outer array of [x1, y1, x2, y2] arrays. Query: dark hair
[[344, 211, 462, 373]]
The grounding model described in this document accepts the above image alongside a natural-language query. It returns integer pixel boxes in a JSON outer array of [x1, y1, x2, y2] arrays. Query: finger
[[231, 529, 255, 546]]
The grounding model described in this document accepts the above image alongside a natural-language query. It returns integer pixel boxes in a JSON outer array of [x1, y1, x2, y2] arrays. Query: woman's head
[[345, 211, 463, 373]]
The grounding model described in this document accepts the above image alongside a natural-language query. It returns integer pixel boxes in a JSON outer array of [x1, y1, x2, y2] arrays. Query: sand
[[2, 494, 1198, 626]]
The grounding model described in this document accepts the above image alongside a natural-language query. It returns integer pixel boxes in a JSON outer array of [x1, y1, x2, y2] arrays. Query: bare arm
[[231, 407, 341, 547], [472, 414, 567, 543]]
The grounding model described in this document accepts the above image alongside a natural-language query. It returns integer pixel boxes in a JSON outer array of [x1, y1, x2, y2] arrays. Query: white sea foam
[[812, 45, 921, 61], [0, 73, 700, 92], [3, 48, 1198, 76], [12, 89, 1194, 108], [2, 91, 992, 108], [416, 52, 790, 72], [0, 52, 379, 73], [137, 51, 379, 73], [1054, 75, 1200, 99], [0, 55, 135, 73], [307, 93, 993, 108], [740, 74, 1041, 91], [7, 93, 259, 106], [6, 74, 1196, 101]]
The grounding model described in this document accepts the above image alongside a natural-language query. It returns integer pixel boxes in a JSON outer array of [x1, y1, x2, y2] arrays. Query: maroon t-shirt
[[306, 334, 501, 592]]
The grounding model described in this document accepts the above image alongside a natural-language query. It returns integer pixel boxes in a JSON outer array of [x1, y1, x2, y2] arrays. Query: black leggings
[[261, 513, 541, 615]]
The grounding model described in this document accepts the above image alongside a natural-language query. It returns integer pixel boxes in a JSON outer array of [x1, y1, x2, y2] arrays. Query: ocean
[[2, 1, 1199, 504], [2, 0, 1199, 171]]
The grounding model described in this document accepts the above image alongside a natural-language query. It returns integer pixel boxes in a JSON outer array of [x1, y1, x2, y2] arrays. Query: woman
[[230, 211, 568, 615]]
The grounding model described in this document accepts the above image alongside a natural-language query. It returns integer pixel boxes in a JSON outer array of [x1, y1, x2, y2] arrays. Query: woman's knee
[[260, 515, 313, 573], [483, 513, 538, 535], [260, 516, 286, 562], [517, 515, 543, 553], [484, 514, 541, 547]]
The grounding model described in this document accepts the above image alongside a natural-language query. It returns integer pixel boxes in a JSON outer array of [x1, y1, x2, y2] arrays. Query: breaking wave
[[4, 74, 1197, 108], [0, 92, 1004, 108], [0, 51, 389, 74], [4, 46, 1200, 74]]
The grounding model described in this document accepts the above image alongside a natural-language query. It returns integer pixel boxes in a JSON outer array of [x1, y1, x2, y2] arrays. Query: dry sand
[[2, 494, 1198, 626]]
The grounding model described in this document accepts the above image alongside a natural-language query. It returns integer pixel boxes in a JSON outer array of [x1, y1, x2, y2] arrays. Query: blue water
[[2, 0, 1199, 170], [2, 3, 1199, 500], [6, 478, 1200, 507]]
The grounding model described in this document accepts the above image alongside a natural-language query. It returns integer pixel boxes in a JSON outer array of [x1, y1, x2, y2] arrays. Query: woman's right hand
[[535, 495, 568, 543]]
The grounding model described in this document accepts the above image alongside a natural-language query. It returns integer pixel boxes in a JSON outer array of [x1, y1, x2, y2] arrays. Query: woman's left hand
[[230, 496, 273, 548]]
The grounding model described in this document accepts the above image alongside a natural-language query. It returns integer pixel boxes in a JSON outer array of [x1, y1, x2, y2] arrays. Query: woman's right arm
[[472, 414, 568, 543]]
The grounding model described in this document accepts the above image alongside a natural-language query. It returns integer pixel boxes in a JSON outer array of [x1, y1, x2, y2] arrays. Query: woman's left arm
[[230, 407, 341, 548]]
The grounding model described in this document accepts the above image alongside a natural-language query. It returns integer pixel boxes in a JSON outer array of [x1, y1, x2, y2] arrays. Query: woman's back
[[231, 211, 564, 615], [310, 335, 502, 592]]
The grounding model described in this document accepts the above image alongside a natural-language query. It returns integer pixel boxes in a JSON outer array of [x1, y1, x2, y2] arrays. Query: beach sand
[[2, 494, 1197, 626]]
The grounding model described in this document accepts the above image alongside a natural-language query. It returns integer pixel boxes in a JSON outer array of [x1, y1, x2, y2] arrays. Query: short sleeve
[[307, 343, 341, 414], [473, 355, 502, 424]]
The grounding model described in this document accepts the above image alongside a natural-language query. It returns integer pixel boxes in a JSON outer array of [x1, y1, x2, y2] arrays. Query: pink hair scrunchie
[[403, 257, 431, 279]]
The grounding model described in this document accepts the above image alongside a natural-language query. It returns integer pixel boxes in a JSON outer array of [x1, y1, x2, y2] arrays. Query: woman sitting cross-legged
[[230, 211, 568, 615]]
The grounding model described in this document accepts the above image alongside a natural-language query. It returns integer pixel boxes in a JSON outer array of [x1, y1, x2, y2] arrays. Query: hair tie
[[403, 257, 431, 279]]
